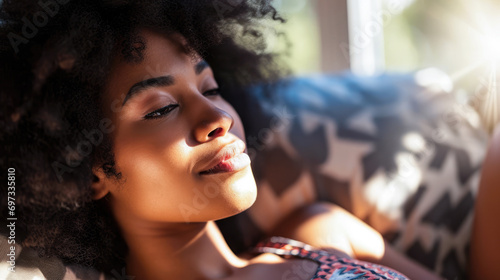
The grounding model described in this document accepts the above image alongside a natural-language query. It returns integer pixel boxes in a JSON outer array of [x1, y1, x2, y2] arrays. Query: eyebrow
[[121, 60, 211, 107]]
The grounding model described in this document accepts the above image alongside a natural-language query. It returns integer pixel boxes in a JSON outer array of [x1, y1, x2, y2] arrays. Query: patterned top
[[254, 237, 409, 280]]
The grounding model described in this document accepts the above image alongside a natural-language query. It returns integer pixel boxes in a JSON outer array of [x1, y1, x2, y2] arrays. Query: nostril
[[208, 127, 222, 137]]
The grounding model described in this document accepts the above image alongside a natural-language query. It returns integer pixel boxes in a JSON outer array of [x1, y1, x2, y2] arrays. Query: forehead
[[112, 30, 197, 75], [103, 30, 202, 104]]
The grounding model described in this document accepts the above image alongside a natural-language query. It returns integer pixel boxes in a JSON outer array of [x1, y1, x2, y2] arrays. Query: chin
[[199, 166, 258, 222], [221, 166, 258, 217]]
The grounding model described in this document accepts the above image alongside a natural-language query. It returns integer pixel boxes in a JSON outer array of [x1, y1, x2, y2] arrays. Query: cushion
[[218, 70, 488, 280]]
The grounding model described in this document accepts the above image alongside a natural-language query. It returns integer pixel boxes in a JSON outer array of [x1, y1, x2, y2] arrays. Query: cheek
[[111, 140, 190, 217], [108, 123, 195, 215]]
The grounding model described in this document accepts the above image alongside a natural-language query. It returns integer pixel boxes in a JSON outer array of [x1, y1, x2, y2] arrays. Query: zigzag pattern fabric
[[254, 237, 409, 279], [219, 72, 487, 280]]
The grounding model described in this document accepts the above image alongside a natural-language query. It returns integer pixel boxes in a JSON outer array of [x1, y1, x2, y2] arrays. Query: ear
[[91, 167, 110, 200]]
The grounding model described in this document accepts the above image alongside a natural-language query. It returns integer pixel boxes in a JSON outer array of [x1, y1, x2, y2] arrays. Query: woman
[[1, 1, 438, 279]]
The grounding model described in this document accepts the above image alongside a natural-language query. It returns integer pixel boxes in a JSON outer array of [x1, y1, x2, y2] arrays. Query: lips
[[199, 140, 251, 175]]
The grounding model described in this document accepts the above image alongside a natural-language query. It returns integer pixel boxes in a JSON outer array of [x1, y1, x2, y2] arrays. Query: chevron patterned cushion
[[218, 71, 488, 280]]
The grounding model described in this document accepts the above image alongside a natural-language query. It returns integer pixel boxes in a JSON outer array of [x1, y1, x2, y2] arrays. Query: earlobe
[[91, 167, 110, 200]]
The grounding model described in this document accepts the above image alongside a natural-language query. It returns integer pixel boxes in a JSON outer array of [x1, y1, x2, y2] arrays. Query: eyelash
[[202, 88, 221, 97], [143, 88, 221, 120]]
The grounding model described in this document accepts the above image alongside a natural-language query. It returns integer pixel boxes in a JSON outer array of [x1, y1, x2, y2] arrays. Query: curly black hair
[[0, 0, 287, 273]]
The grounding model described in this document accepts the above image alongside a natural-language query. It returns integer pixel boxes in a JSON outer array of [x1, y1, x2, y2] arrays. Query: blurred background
[[271, 0, 500, 106]]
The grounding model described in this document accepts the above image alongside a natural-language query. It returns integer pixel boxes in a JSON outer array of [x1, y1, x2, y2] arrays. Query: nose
[[192, 97, 233, 143]]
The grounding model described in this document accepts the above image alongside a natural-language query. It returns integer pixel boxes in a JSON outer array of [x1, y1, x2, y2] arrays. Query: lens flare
[[480, 35, 500, 62], [444, 0, 500, 134]]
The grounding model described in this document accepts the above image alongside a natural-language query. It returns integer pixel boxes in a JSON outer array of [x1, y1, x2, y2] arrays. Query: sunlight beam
[[480, 63, 499, 133]]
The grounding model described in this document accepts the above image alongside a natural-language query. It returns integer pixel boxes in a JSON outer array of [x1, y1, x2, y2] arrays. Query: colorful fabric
[[254, 237, 409, 280]]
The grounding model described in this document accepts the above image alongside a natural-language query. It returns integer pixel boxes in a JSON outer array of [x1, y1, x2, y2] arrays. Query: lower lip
[[200, 153, 251, 175]]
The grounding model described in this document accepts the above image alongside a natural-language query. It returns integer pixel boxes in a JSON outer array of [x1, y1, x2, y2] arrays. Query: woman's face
[[97, 30, 257, 224]]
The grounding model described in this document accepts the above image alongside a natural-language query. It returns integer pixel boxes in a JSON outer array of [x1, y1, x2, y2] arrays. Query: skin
[[272, 203, 444, 280], [469, 127, 500, 278], [91, 29, 318, 279]]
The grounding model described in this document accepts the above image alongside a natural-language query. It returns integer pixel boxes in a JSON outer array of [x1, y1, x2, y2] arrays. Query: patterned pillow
[[218, 70, 488, 280]]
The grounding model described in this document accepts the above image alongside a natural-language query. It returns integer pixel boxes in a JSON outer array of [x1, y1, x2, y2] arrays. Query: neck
[[123, 221, 246, 279]]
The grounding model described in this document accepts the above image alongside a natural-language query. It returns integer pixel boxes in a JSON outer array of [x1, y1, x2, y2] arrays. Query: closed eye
[[203, 88, 220, 97], [143, 88, 219, 120], [144, 104, 179, 120]]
